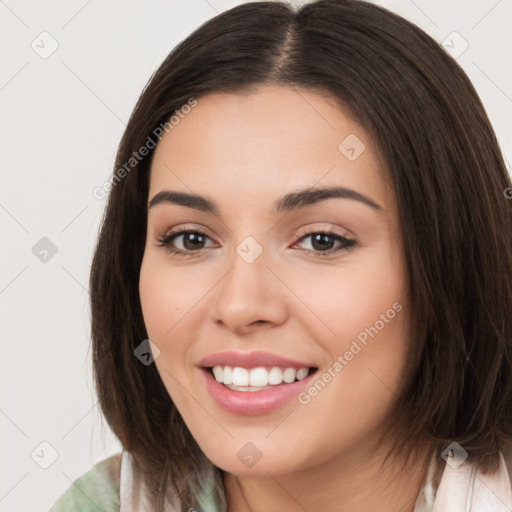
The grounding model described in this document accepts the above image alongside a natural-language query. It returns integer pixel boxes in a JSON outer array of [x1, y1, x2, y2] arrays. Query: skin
[[139, 85, 432, 511]]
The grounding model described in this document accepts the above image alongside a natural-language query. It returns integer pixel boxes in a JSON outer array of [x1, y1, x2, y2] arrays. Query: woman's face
[[139, 85, 409, 476]]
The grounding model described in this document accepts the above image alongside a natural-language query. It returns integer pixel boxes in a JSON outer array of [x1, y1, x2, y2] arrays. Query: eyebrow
[[147, 185, 383, 215]]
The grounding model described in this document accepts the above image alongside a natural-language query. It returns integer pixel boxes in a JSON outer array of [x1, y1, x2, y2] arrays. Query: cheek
[[138, 255, 190, 376], [289, 303, 409, 468], [139, 255, 197, 409], [288, 243, 407, 355], [138, 251, 218, 394], [290, 244, 409, 425], [139, 252, 204, 341], [139, 259, 169, 339]]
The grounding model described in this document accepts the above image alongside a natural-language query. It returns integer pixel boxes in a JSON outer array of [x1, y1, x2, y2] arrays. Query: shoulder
[[49, 453, 122, 512]]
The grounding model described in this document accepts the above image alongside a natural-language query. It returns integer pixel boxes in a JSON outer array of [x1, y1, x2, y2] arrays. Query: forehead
[[148, 85, 393, 214]]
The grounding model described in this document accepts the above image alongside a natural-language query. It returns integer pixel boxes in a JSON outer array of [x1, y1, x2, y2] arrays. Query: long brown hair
[[90, 1, 512, 510]]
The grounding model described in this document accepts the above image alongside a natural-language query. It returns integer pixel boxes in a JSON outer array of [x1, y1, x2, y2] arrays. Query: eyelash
[[155, 227, 356, 259]]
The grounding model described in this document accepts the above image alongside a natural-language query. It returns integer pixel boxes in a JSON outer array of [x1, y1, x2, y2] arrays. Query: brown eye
[[157, 229, 215, 256], [295, 231, 356, 257]]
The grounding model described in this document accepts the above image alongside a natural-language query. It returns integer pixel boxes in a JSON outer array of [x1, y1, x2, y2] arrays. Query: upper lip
[[199, 350, 317, 370]]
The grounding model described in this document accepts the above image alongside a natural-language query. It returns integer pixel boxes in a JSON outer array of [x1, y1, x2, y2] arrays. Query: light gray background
[[1, 1, 511, 510]]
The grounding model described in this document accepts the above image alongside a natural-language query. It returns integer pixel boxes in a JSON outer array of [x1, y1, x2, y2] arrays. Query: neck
[[223, 437, 434, 512]]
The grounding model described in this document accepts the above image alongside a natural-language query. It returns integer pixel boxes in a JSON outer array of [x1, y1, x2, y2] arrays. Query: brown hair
[[90, 0, 512, 510]]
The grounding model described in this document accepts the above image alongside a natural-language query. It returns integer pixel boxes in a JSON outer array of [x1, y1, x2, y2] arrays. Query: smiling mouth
[[206, 365, 318, 392]]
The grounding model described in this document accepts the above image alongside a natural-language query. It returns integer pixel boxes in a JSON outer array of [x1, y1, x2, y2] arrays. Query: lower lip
[[201, 368, 316, 415]]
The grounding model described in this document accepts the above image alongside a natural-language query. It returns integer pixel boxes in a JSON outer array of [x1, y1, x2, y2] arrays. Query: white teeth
[[268, 367, 283, 385], [231, 367, 249, 386], [223, 366, 233, 385], [225, 384, 274, 392], [211, 365, 312, 389], [296, 368, 309, 380], [249, 367, 268, 387], [283, 368, 296, 383], [212, 366, 223, 382]]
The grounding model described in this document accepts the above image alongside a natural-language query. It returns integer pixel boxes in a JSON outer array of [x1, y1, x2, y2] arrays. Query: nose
[[212, 242, 288, 335]]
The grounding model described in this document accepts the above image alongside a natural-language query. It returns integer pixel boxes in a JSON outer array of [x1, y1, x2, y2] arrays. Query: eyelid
[[294, 222, 353, 240], [159, 223, 216, 240]]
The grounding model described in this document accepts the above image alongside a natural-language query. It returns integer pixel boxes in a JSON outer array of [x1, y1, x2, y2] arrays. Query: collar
[[414, 449, 512, 511]]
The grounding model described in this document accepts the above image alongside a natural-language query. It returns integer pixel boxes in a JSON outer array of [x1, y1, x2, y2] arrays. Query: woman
[[50, 0, 512, 511]]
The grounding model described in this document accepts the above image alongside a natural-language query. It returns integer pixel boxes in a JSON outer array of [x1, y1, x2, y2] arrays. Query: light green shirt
[[50, 455, 121, 512], [50, 449, 512, 511], [49, 453, 222, 512]]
